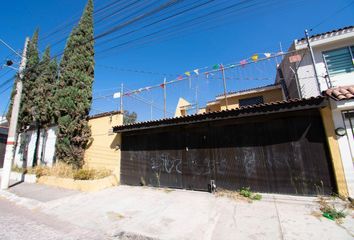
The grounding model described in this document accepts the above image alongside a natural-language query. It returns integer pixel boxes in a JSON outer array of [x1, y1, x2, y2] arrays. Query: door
[[183, 127, 214, 191], [343, 111, 354, 164]]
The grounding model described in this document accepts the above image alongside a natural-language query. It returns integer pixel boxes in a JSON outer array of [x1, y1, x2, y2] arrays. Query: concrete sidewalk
[[0, 180, 353, 240]]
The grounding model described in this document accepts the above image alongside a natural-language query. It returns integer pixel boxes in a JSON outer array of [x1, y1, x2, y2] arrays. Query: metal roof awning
[[113, 96, 328, 133]]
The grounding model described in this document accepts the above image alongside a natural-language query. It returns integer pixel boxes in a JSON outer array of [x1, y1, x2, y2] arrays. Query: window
[[323, 46, 354, 76], [239, 96, 264, 107]]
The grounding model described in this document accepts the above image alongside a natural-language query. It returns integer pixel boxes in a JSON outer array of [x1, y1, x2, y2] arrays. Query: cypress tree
[[55, 0, 94, 168], [18, 29, 40, 130], [33, 47, 58, 127], [7, 30, 40, 128], [32, 47, 58, 165]]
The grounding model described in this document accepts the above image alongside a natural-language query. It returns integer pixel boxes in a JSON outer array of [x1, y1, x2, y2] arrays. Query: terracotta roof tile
[[325, 85, 354, 101]]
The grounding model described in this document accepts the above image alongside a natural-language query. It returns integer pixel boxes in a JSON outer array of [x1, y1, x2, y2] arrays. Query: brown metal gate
[[120, 109, 336, 195]]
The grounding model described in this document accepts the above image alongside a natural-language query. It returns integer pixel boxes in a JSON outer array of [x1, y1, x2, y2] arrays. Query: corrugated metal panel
[[120, 109, 336, 195]]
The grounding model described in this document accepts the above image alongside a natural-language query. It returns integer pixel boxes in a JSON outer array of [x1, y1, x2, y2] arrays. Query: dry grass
[[26, 162, 112, 180], [216, 189, 253, 203]]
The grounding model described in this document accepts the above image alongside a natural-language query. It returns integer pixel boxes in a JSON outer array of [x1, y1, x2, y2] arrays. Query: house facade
[[276, 26, 354, 98], [277, 26, 354, 198], [13, 111, 123, 179], [196, 83, 285, 114]]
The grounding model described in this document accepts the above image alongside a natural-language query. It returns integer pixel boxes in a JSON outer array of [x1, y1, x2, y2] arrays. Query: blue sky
[[0, 0, 353, 121]]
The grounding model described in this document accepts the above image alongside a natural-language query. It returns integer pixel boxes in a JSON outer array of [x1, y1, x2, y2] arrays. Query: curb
[[0, 190, 43, 210]]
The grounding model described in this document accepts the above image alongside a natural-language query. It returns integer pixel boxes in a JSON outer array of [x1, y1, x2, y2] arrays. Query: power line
[[310, 1, 354, 31], [96, 64, 178, 77], [95, 0, 280, 54]]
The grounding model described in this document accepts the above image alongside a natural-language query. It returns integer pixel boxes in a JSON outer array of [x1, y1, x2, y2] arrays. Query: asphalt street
[[0, 198, 106, 240]]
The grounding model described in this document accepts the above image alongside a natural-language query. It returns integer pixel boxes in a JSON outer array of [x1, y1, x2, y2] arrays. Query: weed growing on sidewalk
[[216, 187, 262, 203], [317, 196, 347, 223], [239, 187, 262, 201]]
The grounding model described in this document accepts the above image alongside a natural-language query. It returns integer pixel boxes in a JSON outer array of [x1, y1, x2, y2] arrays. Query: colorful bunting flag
[[213, 64, 219, 70], [240, 59, 247, 67], [193, 69, 199, 75], [160, 83, 165, 88], [251, 54, 258, 62], [113, 92, 121, 99], [185, 71, 191, 77], [264, 53, 271, 58], [205, 72, 209, 78], [177, 75, 183, 80]]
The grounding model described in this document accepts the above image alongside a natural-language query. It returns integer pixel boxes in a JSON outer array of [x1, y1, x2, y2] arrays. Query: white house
[[276, 26, 354, 99], [276, 26, 354, 198]]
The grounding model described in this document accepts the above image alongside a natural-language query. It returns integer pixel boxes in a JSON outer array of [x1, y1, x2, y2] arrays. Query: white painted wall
[[14, 126, 57, 168], [296, 36, 354, 98], [277, 30, 354, 99], [330, 99, 354, 198]]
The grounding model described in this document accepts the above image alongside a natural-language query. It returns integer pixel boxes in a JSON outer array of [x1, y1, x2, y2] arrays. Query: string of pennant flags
[[113, 50, 294, 99]]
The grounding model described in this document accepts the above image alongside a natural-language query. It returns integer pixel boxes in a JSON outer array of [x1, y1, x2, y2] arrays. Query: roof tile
[[325, 85, 354, 101]]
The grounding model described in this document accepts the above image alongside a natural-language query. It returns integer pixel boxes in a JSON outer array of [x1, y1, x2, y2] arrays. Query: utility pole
[[221, 64, 228, 110], [305, 29, 321, 94], [120, 83, 123, 113], [195, 86, 199, 114], [163, 77, 167, 118], [1, 37, 29, 190]]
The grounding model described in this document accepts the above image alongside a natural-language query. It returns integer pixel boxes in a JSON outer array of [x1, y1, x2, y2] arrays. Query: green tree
[[54, 0, 94, 168], [7, 30, 40, 129], [123, 110, 137, 125], [20, 29, 40, 129], [33, 47, 58, 127], [32, 47, 58, 165]]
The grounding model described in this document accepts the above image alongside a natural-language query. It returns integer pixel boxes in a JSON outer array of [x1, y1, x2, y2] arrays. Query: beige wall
[[320, 107, 349, 197], [84, 113, 123, 181], [205, 87, 284, 112], [206, 102, 221, 112]]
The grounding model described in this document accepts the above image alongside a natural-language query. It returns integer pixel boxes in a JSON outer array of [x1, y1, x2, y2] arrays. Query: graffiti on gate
[[189, 156, 211, 176], [151, 153, 182, 174]]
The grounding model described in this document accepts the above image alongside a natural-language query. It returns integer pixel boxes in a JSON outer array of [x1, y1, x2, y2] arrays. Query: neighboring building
[[0, 117, 8, 168], [199, 83, 285, 114], [13, 111, 123, 179], [84, 111, 123, 179], [276, 26, 354, 99], [174, 98, 192, 117], [323, 86, 354, 198], [277, 26, 354, 198], [14, 125, 57, 168]]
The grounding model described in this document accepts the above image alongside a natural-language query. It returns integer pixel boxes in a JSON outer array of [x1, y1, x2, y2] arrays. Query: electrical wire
[[310, 0, 354, 31]]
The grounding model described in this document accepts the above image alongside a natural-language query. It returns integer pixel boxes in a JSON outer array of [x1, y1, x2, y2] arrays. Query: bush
[[17, 161, 112, 181], [49, 162, 75, 178], [73, 169, 95, 180], [32, 165, 49, 178]]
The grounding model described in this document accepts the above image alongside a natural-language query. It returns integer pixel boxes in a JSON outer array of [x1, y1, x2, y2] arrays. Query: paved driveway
[[0, 182, 353, 240]]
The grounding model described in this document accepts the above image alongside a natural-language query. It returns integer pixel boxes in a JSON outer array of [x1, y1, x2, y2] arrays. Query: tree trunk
[[32, 121, 41, 167]]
